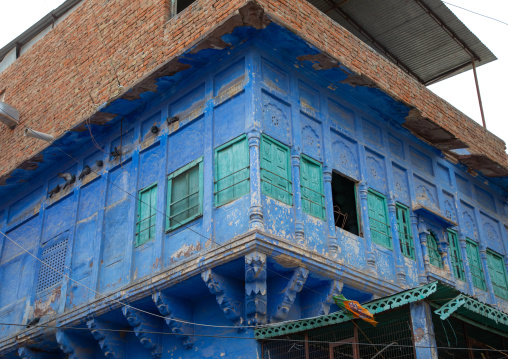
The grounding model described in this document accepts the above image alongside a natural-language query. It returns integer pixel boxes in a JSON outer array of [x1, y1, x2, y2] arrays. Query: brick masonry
[[0, 0, 506, 180]]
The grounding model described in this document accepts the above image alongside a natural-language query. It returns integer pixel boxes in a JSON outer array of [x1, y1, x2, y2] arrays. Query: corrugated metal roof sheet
[[307, 0, 497, 84]]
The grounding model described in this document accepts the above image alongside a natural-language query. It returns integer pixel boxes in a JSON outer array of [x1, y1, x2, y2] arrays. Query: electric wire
[[443, 2, 508, 27], [0, 322, 506, 352]]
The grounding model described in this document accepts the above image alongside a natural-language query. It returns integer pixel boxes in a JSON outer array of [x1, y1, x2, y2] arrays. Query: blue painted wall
[[1, 40, 507, 357]]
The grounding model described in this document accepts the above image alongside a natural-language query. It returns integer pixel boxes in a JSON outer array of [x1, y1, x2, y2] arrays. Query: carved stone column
[[291, 150, 305, 245], [387, 196, 407, 286], [248, 130, 264, 230], [245, 252, 267, 325], [323, 168, 338, 254]]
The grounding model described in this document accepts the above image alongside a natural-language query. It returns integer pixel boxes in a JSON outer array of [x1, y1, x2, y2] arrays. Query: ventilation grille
[[36, 239, 68, 293]]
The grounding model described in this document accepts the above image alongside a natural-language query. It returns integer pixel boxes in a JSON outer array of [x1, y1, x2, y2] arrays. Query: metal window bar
[[261, 167, 293, 184], [213, 177, 250, 195], [470, 265, 486, 290], [369, 217, 392, 240], [169, 203, 199, 220], [169, 190, 199, 206], [135, 223, 157, 236], [301, 197, 326, 210], [450, 250, 465, 281], [398, 231, 415, 258], [428, 246, 443, 269], [214, 166, 250, 184], [300, 184, 325, 198], [261, 178, 294, 196], [334, 205, 348, 229]]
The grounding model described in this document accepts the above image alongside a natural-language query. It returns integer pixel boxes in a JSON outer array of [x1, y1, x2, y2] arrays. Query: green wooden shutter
[[487, 250, 508, 299], [367, 190, 391, 249], [215, 135, 249, 207], [136, 183, 157, 246], [300, 155, 325, 220], [427, 233, 443, 269], [447, 230, 465, 281], [396, 204, 414, 259], [167, 157, 203, 231], [260, 135, 292, 205], [466, 239, 486, 291]]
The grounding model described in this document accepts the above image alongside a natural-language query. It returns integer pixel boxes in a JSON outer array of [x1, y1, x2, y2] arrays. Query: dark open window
[[176, 0, 195, 14], [331, 172, 359, 236]]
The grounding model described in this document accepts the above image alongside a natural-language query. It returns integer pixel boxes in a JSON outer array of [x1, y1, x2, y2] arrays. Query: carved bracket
[[201, 269, 244, 330], [86, 318, 126, 359], [300, 280, 343, 318], [18, 347, 54, 359], [122, 307, 163, 358], [270, 267, 309, 323], [245, 252, 267, 325], [56, 330, 97, 359], [152, 292, 195, 349]]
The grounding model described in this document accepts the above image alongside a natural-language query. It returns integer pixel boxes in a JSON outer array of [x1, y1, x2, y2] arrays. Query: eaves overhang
[[1, 0, 508, 200]]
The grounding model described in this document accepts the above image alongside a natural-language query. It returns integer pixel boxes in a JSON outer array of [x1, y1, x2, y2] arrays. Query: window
[[396, 204, 414, 259], [427, 232, 443, 269], [36, 237, 68, 293], [260, 135, 292, 205], [367, 189, 391, 248], [466, 239, 486, 291], [300, 155, 325, 220], [167, 157, 203, 231], [176, 0, 195, 14], [487, 250, 508, 300], [214, 135, 250, 207], [331, 172, 359, 236], [136, 184, 157, 246], [447, 230, 465, 281]]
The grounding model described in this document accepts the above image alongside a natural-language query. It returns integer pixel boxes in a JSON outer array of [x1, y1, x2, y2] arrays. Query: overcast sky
[[0, 0, 506, 150]]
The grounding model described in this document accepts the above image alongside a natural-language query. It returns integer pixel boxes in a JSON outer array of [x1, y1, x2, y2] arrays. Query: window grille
[[260, 135, 292, 206], [486, 250, 508, 300], [214, 135, 250, 207], [36, 239, 68, 293], [367, 190, 392, 249], [466, 239, 486, 291], [300, 155, 325, 220], [427, 232, 443, 269], [167, 157, 203, 231], [447, 230, 465, 281], [396, 204, 414, 259], [136, 184, 157, 246]]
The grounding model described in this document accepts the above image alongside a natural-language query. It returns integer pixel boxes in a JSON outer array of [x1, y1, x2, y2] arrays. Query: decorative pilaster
[[437, 237, 451, 273], [152, 292, 194, 349], [411, 213, 427, 285], [479, 246, 496, 303], [358, 182, 376, 273], [270, 267, 309, 323], [86, 318, 126, 359], [323, 168, 338, 254], [201, 269, 244, 330], [245, 252, 267, 325], [387, 196, 407, 286], [458, 233, 475, 294], [122, 306, 163, 358], [56, 330, 97, 359], [291, 151, 305, 245], [248, 130, 264, 231], [419, 230, 431, 282]]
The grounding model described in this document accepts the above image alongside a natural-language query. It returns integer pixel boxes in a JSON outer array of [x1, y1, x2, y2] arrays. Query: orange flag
[[333, 294, 378, 327]]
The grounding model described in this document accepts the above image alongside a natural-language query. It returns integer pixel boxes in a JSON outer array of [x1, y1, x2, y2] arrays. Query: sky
[[0, 0, 506, 150]]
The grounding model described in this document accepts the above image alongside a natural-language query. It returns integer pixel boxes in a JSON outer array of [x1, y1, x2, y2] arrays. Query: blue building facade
[[1, 22, 508, 358]]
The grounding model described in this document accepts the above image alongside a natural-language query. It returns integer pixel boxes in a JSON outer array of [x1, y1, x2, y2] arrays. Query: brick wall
[[0, 0, 506, 179]]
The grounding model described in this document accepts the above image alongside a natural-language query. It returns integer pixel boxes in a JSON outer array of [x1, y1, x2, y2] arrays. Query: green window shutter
[[466, 239, 486, 291], [447, 230, 465, 281], [215, 135, 250, 207], [300, 155, 325, 220], [427, 233, 443, 269], [487, 250, 508, 300], [167, 157, 203, 231], [136, 183, 157, 246], [260, 135, 292, 205], [367, 190, 391, 249], [395, 204, 414, 259]]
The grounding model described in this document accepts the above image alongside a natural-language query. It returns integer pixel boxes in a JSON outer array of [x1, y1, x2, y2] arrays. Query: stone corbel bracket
[[301, 280, 344, 318], [18, 347, 54, 359], [152, 292, 195, 349], [86, 318, 126, 359], [122, 306, 163, 358], [56, 330, 97, 359], [245, 252, 267, 325], [201, 268, 244, 330], [270, 267, 309, 323], [318, 280, 344, 316]]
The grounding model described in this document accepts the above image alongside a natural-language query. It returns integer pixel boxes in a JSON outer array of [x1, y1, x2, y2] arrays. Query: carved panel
[[362, 118, 382, 147], [475, 186, 496, 212], [388, 134, 404, 159], [299, 80, 319, 115], [245, 252, 267, 325], [437, 163, 451, 186], [329, 98, 354, 131], [456, 174, 470, 197], [261, 92, 291, 145], [301, 115, 322, 161], [262, 57, 289, 94], [414, 175, 438, 210], [365, 148, 386, 192], [460, 201, 477, 239], [331, 131, 359, 179], [410, 147, 434, 176], [480, 213, 501, 252], [443, 192, 457, 223], [392, 163, 409, 205]]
